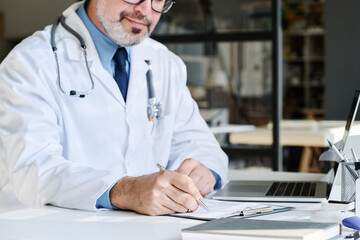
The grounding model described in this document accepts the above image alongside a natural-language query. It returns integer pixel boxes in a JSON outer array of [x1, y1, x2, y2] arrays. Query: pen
[[351, 149, 360, 180], [156, 163, 209, 212], [351, 148, 359, 162], [327, 139, 348, 162], [327, 139, 358, 180]]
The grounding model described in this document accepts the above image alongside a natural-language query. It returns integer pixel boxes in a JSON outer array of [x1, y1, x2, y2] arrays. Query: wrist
[[109, 176, 136, 209]]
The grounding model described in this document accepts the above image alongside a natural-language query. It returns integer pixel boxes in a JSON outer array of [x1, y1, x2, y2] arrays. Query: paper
[[172, 199, 292, 220]]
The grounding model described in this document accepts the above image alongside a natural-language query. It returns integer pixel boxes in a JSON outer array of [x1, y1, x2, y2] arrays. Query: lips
[[119, 11, 152, 29], [124, 17, 147, 28]]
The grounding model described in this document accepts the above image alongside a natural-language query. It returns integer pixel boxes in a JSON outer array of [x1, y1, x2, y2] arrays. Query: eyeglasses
[[122, 0, 175, 13]]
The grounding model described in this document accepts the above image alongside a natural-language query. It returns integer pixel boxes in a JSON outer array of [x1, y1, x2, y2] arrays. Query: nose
[[133, 0, 153, 15]]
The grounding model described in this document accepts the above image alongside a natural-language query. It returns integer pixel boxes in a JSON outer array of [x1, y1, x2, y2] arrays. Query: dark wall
[[325, 0, 360, 120], [0, 0, 76, 40]]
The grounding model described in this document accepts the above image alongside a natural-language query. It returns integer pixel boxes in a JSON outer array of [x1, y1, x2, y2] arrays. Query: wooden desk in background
[[229, 120, 360, 172]]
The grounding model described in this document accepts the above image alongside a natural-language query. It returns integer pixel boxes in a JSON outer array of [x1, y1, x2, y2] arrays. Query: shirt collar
[[76, 3, 129, 69]]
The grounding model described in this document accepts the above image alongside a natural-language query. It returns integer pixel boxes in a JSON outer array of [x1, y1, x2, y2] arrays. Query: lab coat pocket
[[144, 114, 175, 170], [145, 114, 175, 138]]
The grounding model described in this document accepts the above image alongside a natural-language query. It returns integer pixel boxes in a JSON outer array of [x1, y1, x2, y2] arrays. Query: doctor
[[0, 0, 228, 215]]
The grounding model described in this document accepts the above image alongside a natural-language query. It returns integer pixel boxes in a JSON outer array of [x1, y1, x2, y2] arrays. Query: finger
[[155, 170, 199, 211], [188, 170, 216, 196], [166, 194, 195, 213], [176, 158, 199, 176], [198, 180, 213, 196], [185, 165, 215, 195], [160, 204, 177, 215], [188, 172, 207, 195], [177, 160, 211, 191], [157, 180, 197, 213], [148, 203, 176, 216], [170, 172, 201, 200], [194, 176, 211, 196], [137, 196, 170, 216], [145, 184, 185, 215], [192, 174, 206, 192], [165, 186, 198, 212], [187, 166, 206, 185]]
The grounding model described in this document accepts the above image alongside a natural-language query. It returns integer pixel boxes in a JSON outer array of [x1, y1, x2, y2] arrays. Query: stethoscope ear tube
[[59, 15, 86, 48], [50, 18, 61, 51], [50, 15, 164, 117], [50, 15, 94, 98]]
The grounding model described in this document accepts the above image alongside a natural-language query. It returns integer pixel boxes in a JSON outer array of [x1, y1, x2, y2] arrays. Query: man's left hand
[[176, 158, 216, 196]]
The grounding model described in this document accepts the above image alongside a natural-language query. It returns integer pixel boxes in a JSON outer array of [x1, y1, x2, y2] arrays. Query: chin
[[108, 25, 152, 46]]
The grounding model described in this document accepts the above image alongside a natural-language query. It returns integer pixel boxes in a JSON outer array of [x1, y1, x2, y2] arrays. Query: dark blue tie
[[113, 47, 129, 101]]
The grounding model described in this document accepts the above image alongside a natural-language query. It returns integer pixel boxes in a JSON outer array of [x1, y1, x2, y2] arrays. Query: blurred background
[[0, 0, 359, 173]]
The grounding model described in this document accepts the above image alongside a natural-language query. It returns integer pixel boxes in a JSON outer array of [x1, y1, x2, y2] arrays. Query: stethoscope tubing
[[51, 15, 95, 98], [50, 15, 163, 120]]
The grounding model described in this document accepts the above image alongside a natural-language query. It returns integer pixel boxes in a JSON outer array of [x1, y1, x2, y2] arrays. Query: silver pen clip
[[232, 206, 273, 217]]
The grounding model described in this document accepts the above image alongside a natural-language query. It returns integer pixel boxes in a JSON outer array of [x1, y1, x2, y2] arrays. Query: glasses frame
[[122, 0, 176, 13]]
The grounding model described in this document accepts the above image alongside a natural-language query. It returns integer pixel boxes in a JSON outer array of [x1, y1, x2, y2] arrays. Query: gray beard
[[102, 21, 152, 46], [96, 1, 152, 46]]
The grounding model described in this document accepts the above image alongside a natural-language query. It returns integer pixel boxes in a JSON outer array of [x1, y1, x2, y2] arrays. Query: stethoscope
[[50, 15, 163, 121]]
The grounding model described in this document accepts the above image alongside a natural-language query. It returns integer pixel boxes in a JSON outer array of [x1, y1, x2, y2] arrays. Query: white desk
[[0, 191, 203, 240], [229, 120, 360, 172], [0, 170, 350, 240]]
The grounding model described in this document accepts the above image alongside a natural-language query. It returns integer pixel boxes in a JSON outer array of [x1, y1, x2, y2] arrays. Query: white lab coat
[[0, 2, 228, 211]]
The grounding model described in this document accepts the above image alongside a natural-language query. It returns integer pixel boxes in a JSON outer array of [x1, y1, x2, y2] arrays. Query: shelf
[[283, 57, 305, 62], [286, 83, 306, 87], [283, 29, 324, 36], [153, 31, 274, 43], [308, 81, 324, 87], [282, 0, 325, 119], [284, 56, 324, 61], [308, 56, 324, 61]]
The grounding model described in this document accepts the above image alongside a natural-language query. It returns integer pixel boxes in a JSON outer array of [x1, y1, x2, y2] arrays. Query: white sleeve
[[166, 56, 228, 189], [0, 44, 119, 211]]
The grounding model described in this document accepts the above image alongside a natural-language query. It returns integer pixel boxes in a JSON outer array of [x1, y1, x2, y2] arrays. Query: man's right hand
[[109, 170, 203, 216]]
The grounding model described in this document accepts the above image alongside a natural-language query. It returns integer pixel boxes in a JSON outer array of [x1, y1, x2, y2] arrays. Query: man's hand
[[176, 158, 216, 196], [109, 170, 202, 216]]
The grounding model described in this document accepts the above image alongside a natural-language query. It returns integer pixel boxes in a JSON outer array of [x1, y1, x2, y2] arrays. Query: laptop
[[214, 89, 360, 203]]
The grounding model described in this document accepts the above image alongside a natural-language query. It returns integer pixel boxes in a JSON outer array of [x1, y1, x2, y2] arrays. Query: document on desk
[[171, 199, 294, 221]]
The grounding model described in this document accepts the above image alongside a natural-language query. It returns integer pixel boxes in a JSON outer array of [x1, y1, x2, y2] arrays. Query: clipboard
[[231, 206, 294, 220], [170, 199, 294, 221]]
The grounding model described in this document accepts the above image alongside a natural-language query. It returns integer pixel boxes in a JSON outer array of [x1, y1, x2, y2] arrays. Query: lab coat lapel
[[62, 5, 125, 106], [126, 44, 151, 109], [62, 3, 97, 62], [62, 35, 125, 106], [91, 61, 126, 106]]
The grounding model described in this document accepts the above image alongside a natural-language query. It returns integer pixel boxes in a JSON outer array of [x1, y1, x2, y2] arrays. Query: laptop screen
[[338, 89, 360, 151], [326, 89, 360, 199], [320, 89, 360, 163]]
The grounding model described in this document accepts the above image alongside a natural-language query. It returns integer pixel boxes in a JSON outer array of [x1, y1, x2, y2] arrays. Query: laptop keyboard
[[265, 182, 317, 197]]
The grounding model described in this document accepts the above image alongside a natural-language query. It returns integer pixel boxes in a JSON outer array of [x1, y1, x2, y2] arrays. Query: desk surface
[[0, 170, 348, 240], [230, 120, 360, 147]]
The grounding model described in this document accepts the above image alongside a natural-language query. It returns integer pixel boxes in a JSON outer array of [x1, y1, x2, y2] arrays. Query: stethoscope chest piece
[[147, 98, 163, 121], [50, 15, 165, 121], [145, 60, 164, 121]]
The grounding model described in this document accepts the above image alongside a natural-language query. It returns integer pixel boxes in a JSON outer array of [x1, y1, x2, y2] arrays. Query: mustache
[[119, 11, 152, 28]]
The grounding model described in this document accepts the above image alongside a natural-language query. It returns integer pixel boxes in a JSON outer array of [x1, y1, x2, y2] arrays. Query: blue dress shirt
[[76, 3, 129, 78], [76, 3, 221, 209]]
